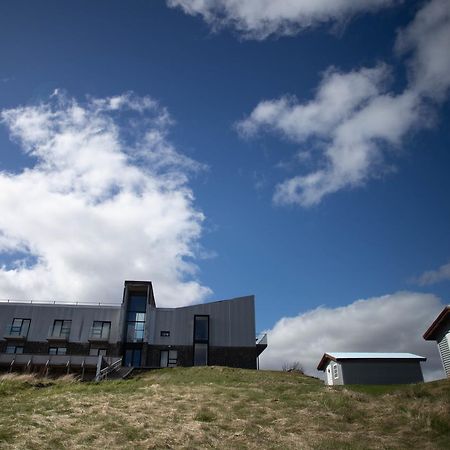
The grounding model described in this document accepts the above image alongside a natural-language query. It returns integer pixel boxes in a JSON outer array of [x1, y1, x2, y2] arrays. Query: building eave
[[423, 306, 450, 340]]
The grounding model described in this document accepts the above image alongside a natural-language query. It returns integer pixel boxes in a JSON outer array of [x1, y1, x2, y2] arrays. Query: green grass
[[0, 368, 449, 449]]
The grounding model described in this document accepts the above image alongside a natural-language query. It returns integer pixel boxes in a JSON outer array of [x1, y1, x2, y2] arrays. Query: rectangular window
[[333, 363, 339, 379], [51, 320, 71, 338], [49, 347, 67, 355], [6, 346, 24, 354], [91, 321, 111, 339], [160, 331, 170, 337], [194, 316, 209, 342], [8, 318, 31, 337], [126, 294, 147, 343]]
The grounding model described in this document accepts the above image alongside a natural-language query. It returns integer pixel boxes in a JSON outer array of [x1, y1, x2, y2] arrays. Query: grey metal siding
[[341, 361, 424, 384], [148, 296, 255, 347], [0, 303, 122, 343]]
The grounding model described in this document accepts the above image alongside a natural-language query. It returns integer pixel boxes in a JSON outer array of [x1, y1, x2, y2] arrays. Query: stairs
[[105, 366, 134, 380]]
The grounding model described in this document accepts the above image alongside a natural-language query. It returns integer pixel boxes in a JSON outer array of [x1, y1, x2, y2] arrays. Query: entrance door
[[326, 365, 333, 385], [124, 348, 141, 367]]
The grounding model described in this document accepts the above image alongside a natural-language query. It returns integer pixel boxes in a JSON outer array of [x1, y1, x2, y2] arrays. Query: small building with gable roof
[[317, 352, 426, 385]]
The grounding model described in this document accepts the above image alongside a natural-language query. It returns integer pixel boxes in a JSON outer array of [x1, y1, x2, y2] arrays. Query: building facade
[[423, 306, 450, 378], [317, 352, 426, 385], [0, 281, 267, 377]]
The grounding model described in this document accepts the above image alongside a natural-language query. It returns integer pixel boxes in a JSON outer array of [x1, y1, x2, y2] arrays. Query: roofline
[[423, 306, 450, 340], [153, 295, 254, 311], [317, 353, 427, 371]]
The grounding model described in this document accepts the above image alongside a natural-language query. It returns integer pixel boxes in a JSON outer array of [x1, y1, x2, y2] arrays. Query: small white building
[[317, 352, 426, 385], [423, 305, 450, 377]]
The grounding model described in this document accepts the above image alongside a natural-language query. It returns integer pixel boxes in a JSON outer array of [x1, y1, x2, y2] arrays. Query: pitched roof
[[423, 306, 450, 340], [317, 352, 426, 371]]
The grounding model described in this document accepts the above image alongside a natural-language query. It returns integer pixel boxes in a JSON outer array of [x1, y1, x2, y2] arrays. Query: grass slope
[[0, 367, 449, 449]]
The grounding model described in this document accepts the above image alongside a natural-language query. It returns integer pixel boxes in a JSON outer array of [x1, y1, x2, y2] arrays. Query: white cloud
[[260, 291, 446, 381], [414, 261, 450, 286], [167, 0, 398, 40], [0, 91, 211, 306], [236, 0, 450, 206]]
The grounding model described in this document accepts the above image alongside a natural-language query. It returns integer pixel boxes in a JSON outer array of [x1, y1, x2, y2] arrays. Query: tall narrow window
[[126, 294, 147, 342], [193, 315, 209, 366]]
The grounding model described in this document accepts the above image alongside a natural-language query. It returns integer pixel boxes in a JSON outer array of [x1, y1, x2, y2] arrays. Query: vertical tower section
[[121, 281, 156, 367]]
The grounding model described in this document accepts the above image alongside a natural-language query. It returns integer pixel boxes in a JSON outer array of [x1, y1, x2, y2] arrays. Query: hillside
[[0, 367, 449, 449]]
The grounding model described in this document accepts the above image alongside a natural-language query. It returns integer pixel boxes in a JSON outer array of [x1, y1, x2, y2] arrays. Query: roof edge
[[423, 306, 450, 340]]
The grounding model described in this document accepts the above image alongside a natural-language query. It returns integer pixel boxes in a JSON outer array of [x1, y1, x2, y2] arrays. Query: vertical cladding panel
[[438, 333, 450, 377]]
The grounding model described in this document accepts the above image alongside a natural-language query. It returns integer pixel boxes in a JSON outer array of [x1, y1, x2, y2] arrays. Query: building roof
[[423, 306, 450, 340], [317, 352, 427, 371]]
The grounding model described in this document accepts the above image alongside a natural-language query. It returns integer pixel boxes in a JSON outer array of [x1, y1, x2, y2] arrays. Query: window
[[126, 294, 147, 342], [333, 363, 339, 379], [51, 320, 71, 338], [193, 315, 209, 366], [6, 346, 24, 354], [160, 331, 170, 337], [49, 347, 67, 355], [91, 321, 111, 339], [160, 350, 177, 367], [194, 316, 209, 342], [8, 318, 31, 337], [89, 347, 107, 356]]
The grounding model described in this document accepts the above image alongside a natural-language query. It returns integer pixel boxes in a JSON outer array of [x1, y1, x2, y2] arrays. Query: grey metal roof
[[317, 352, 427, 370], [326, 352, 426, 360]]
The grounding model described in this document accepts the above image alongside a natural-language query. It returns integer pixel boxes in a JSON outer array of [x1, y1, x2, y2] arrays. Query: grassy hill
[[0, 367, 449, 449]]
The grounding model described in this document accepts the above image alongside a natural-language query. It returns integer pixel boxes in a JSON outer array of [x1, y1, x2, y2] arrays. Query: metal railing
[[256, 333, 268, 346], [0, 299, 121, 307], [96, 357, 123, 381]]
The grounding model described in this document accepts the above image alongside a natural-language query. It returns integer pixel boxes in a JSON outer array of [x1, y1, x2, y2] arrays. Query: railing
[[95, 357, 123, 381], [0, 299, 121, 306], [256, 333, 268, 346]]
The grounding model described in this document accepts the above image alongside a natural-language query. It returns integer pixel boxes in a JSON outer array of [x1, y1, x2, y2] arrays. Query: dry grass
[[0, 367, 449, 449]]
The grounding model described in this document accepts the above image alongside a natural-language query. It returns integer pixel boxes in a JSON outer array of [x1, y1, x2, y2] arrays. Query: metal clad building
[[0, 280, 267, 377], [317, 353, 426, 385]]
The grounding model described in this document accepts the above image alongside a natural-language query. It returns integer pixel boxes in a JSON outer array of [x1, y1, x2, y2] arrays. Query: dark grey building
[[423, 305, 450, 378], [0, 280, 267, 378], [317, 352, 426, 385]]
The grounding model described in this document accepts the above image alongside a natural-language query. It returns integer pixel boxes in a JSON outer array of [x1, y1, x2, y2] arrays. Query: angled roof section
[[423, 306, 450, 340], [317, 352, 426, 371]]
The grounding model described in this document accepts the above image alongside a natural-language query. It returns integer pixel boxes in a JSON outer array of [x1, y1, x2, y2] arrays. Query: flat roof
[[423, 306, 450, 340], [317, 352, 426, 371]]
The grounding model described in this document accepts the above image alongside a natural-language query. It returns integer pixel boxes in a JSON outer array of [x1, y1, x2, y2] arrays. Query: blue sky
[[0, 0, 449, 377]]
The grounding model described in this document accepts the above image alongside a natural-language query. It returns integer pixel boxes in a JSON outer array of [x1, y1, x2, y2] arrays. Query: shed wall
[[341, 360, 424, 385]]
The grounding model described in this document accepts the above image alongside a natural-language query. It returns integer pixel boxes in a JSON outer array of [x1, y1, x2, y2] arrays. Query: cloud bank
[[167, 0, 398, 40], [0, 91, 211, 306], [260, 291, 445, 381], [237, 0, 450, 206]]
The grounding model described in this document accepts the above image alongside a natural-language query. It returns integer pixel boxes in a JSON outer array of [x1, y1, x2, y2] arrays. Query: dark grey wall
[[148, 296, 256, 347], [341, 360, 424, 385]]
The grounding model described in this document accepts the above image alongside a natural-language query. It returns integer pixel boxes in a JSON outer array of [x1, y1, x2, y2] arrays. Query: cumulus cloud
[[0, 91, 211, 306], [414, 261, 450, 286], [167, 0, 398, 40], [260, 291, 446, 381], [236, 0, 450, 206]]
